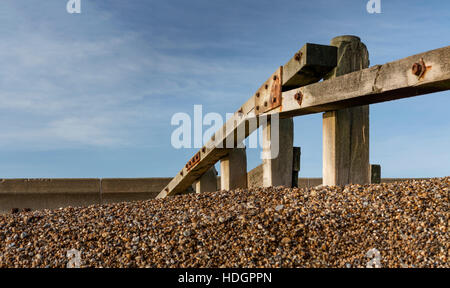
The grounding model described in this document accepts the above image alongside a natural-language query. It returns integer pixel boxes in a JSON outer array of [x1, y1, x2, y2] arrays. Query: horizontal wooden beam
[[157, 43, 337, 198], [273, 46, 450, 118]]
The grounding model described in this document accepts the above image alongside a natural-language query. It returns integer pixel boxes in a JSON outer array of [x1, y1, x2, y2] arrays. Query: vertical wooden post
[[220, 148, 248, 190], [292, 147, 301, 187], [194, 166, 217, 193], [370, 164, 381, 184], [262, 117, 294, 187], [322, 35, 370, 186]]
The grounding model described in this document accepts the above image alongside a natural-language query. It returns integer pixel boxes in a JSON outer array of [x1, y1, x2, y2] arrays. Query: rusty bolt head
[[264, 101, 268, 107], [265, 84, 269, 90], [256, 92, 260, 98], [273, 75, 277, 81], [294, 91, 303, 106], [295, 52, 302, 61], [412, 63, 422, 76], [256, 106, 260, 111]]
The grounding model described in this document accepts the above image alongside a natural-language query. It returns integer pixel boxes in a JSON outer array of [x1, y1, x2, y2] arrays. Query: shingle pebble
[[0, 177, 448, 268], [275, 205, 284, 212]]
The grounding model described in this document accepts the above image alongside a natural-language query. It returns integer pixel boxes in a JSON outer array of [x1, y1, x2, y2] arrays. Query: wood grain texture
[[322, 36, 370, 186], [276, 46, 450, 118]]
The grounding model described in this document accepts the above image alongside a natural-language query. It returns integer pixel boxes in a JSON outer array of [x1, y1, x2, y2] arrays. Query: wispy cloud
[[0, 0, 448, 178], [0, 1, 265, 151]]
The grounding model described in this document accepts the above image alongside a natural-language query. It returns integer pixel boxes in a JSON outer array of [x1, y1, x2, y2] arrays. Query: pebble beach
[[0, 177, 448, 268]]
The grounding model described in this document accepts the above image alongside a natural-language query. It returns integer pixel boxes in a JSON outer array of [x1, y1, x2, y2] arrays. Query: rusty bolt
[[294, 91, 303, 106], [256, 92, 260, 98], [264, 101, 268, 107], [295, 52, 303, 61], [256, 106, 260, 111], [180, 171, 184, 176], [202, 147, 206, 153], [272, 96, 277, 103], [273, 75, 277, 81], [412, 58, 426, 78], [265, 84, 269, 90], [412, 63, 422, 76]]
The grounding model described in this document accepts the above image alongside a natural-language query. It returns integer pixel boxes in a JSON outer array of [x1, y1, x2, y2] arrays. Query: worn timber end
[[282, 43, 338, 91]]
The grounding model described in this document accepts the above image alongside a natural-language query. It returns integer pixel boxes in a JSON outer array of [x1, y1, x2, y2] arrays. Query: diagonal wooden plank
[[157, 43, 338, 198]]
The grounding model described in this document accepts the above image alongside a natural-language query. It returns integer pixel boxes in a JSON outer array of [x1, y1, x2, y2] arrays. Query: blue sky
[[0, 0, 449, 179]]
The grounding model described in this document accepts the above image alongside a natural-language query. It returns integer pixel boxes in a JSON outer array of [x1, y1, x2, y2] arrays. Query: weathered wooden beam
[[370, 164, 381, 184], [292, 147, 301, 188], [159, 45, 450, 199], [262, 118, 293, 187], [157, 43, 337, 198], [274, 46, 450, 118], [322, 35, 370, 186], [157, 148, 229, 198], [194, 166, 218, 193], [283, 43, 337, 91], [220, 148, 247, 190]]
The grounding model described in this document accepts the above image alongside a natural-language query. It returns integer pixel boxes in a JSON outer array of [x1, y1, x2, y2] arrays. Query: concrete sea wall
[[0, 173, 429, 213]]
